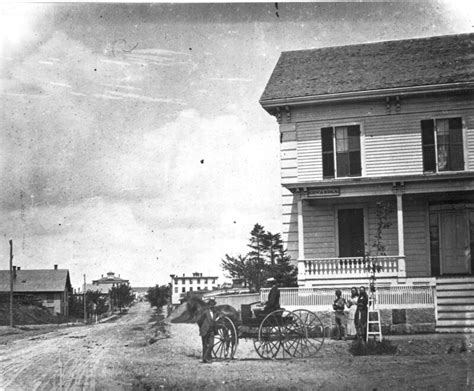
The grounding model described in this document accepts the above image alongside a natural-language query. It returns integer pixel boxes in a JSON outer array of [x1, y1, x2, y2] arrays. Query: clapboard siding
[[404, 198, 430, 277], [281, 139, 297, 184], [364, 115, 423, 176], [303, 202, 336, 258], [281, 190, 298, 260], [467, 118, 474, 171], [296, 122, 321, 181], [290, 94, 474, 182]]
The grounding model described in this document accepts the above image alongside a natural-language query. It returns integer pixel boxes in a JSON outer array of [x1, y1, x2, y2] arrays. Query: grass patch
[[349, 338, 398, 356]]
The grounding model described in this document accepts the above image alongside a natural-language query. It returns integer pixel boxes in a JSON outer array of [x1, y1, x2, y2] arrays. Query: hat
[[266, 277, 276, 282]]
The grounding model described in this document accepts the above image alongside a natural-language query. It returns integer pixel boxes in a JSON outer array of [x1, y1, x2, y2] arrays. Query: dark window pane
[[449, 145, 464, 171], [336, 153, 349, 177], [449, 117, 462, 130], [349, 151, 361, 176], [338, 209, 364, 257], [450, 126, 463, 143]]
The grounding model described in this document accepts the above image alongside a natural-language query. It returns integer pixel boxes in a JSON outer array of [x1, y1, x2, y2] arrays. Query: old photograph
[[1, 2, 473, 390]]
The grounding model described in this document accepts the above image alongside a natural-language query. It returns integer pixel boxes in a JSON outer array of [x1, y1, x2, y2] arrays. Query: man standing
[[355, 286, 369, 340], [197, 299, 216, 363], [333, 289, 346, 340], [264, 277, 280, 313]]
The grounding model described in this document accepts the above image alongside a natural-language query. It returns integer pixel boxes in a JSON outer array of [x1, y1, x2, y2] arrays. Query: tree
[[221, 223, 298, 291], [365, 200, 394, 295], [145, 284, 171, 308], [109, 284, 134, 313]]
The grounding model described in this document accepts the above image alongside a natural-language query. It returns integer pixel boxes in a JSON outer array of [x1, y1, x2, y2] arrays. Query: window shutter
[[421, 119, 436, 172], [321, 127, 334, 178]]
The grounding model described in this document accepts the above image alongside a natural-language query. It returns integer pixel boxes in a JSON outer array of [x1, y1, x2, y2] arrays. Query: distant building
[[0, 265, 73, 316], [170, 272, 218, 304], [90, 271, 129, 293]]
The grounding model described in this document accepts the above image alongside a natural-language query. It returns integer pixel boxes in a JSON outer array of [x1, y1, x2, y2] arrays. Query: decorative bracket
[[285, 105, 291, 122]]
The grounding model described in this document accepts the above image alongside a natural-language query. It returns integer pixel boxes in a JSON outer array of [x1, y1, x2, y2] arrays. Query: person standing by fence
[[332, 289, 346, 340], [346, 287, 359, 339], [355, 286, 369, 340]]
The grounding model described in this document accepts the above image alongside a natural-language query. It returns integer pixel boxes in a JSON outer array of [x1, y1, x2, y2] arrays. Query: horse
[[165, 296, 239, 324], [165, 296, 239, 359]]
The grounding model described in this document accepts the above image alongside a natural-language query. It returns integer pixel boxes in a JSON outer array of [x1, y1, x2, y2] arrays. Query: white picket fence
[[261, 285, 435, 310]]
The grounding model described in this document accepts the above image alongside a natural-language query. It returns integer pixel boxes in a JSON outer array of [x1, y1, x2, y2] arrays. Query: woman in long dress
[[346, 287, 359, 339]]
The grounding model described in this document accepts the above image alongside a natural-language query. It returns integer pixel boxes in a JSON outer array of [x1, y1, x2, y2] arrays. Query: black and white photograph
[[1, 1, 473, 390]]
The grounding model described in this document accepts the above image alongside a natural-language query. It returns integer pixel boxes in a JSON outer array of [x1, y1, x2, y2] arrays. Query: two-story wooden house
[[260, 33, 474, 332]]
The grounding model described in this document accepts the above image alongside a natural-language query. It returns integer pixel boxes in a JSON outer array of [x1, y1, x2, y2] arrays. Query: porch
[[298, 255, 405, 282]]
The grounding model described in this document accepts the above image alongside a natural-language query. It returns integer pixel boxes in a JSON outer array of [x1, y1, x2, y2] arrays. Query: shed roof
[[260, 33, 474, 105], [0, 269, 72, 293]]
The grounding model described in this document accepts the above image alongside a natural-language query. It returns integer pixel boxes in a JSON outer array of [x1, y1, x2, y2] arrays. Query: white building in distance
[[170, 272, 218, 304]]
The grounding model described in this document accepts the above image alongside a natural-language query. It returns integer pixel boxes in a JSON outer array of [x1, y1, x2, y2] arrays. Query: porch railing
[[261, 285, 435, 310], [299, 256, 402, 278]]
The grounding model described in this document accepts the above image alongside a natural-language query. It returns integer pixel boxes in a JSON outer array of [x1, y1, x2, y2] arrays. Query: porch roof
[[284, 171, 474, 196]]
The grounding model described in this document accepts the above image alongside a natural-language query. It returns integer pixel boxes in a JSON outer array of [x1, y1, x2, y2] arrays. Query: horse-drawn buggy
[[212, 302, 325, 360]]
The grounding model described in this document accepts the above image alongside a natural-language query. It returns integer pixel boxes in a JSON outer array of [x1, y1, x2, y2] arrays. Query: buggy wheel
[[212, 315, 238, 360], [279, 311, 307, 358], [254, 310, 284, 359], [291, 309, 325, 357]]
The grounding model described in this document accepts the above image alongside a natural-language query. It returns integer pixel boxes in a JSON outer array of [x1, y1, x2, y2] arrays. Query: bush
[[349, 338, 398, 356]]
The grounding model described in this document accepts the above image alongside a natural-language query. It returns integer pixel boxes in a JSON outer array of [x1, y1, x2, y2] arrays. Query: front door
[[439, 211, 470, 275]]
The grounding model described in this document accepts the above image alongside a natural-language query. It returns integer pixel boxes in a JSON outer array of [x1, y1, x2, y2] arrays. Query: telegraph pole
[[83, 274, 87, 324], [9, 240, 13, 327]]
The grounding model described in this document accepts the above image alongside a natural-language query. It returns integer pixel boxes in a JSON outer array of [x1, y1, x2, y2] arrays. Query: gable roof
[[260, 33, 474, 107], [0, 269, 72, 293]]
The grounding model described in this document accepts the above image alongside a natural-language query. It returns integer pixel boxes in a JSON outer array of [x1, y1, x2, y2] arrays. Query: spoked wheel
[[279, 311, 307, 358], [212, 315, 238, 360], [290, 309, 325, 357], [253, 310, 284, 359]]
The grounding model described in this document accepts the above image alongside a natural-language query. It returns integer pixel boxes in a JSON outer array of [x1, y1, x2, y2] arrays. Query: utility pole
[[9, 240, 13, 327], [83, 274, 87, 324]]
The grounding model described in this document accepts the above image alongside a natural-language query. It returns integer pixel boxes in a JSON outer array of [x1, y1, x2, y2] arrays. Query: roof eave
[[282, 171, 474, 191], [260, 82, 474, 109]]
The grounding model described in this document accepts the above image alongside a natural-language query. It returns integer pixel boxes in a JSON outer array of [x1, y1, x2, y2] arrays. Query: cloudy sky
[[1, 1, 473, 289]]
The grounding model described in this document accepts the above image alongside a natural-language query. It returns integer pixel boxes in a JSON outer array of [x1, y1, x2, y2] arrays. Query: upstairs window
[[421, 118, 464, 172], [322, 125, 361, 178]]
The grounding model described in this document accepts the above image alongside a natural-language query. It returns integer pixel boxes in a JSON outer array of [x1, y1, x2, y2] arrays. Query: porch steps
[[436, 277, 474, 333]]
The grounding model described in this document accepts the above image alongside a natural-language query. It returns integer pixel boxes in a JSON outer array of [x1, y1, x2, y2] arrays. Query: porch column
[[396, 193, 406, 279], [297, 198, 305, 260]]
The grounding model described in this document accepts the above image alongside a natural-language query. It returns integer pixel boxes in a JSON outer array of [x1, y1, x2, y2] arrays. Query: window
[[47, 293, 55, 303], [204, 279, 208, 284], [189, 287, 193, 292], [338, 208, 365, 257], [174, 287, 178, 293], [322, 125, 361, 178], [197, 279, 200, 284], [181, 287, 185, 293], [174, 279, 178, 285], [421, 118, 464, 172]]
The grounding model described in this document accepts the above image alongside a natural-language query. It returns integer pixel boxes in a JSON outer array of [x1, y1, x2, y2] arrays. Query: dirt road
[[0, 302, 155, 390], [1, 302, 473, 390]]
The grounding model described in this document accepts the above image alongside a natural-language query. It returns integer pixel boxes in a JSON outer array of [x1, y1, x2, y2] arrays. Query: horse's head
[[165, 297, 207, 324]]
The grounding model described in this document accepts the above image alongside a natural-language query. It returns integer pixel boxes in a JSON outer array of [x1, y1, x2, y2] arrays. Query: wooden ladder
[[366, 309, 382, 341]]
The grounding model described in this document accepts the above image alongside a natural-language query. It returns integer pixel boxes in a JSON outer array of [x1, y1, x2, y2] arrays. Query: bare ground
[[1, 302, 473, 391]]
